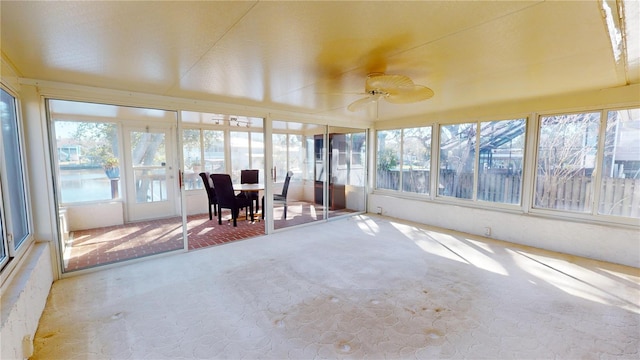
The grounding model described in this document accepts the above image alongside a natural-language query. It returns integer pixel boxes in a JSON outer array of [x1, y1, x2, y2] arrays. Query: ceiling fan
[[347, 73, 434, 112]]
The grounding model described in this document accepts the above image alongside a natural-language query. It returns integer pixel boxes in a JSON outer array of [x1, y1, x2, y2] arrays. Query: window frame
[[375, 127, 432, 194], [182, 122, 264, 190], [597, 108, 640, 219], [272, 131, 307, 183], [0, 84, 34, 277], [532, 111, 601, 214], [373, 108, 638, 227], [528, 107, 640, 226], [437, 121, 477, 200], [182, 127, 227, 190]]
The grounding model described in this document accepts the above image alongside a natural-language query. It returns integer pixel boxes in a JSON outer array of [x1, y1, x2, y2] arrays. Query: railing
[[377, 169, 640, 217]]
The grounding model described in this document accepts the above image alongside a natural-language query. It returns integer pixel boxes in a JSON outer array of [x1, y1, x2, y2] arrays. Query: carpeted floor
[[34, 215, 640, 359]]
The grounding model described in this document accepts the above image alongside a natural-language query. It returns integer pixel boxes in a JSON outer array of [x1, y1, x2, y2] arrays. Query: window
[[251, 132, 264, 176], [350, 132, 366, 168], [402, 127, 431, 194], [183, 128, 202, 190], [53, 121, 121, 203], [439, 123, 475, 199], [288, 134, 305, 180], [376, 129, 401, 191], [230, 130, 264, 183], [0, 206, 5, 268], [183, 129, 225, 190], [0, 87, 32, 270], [599, 108, 640, 218], [477, 119, 526, 204], [437, 119, 527, 203], [204, 130, 225, 173], [534, 112, 600, 213], [272, 133, 305, 182], [181, 112, 262, 188], [346, 132, 366, 187], [272, 133, 287, 182], [377, 127, 431, 194]]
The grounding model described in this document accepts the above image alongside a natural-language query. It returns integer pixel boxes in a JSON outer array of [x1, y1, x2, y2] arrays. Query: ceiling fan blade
[[347, 93, 385, 112], [386, 85, 434, 104], [365, 73, 414, 92]]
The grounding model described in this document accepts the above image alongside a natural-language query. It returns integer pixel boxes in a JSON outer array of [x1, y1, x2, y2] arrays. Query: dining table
[[233, 183, 264, 220], [232, 183, 264, 192]]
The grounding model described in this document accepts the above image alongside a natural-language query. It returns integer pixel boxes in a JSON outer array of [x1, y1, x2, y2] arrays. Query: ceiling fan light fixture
[[348, 72, 434, 112]]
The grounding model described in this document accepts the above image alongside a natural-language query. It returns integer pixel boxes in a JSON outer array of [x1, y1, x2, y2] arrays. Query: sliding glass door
[[181, 111, 265, 249], [271, 121, 327, 229], [327, 126, 367, 218], [48, 99, 183, 272]]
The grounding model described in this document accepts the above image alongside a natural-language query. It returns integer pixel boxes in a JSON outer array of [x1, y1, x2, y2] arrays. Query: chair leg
[[261, 197, 265, 219], [214, 203, 217, 216], [232, 208, 238, 227], [284, 203, 287, 220], [208, 204, 213, 220], [217, 209, 222, 225]]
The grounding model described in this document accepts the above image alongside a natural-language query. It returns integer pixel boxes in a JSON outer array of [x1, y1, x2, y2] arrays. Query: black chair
[[263, 171, 293, 220], [199, 172, 218, 220], [239, 169, 260, 212], [210, 173, 254, 227]]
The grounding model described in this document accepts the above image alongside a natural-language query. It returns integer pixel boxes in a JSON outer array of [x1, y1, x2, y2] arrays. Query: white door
[[124, 126, 177, 221]]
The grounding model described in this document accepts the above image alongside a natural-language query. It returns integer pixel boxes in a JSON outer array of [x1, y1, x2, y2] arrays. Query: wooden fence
[[377, 169, 640, 217], [536, 176, 640, 217], [598, 177, 640, 217]]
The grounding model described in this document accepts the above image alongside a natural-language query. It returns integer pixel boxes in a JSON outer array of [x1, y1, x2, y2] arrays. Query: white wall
[[368, 194, 639, 268], [345, 185, 366, 211], [0, 243, 54, 360], [65, 202, 125, 231], [185, 189, 209, 216]]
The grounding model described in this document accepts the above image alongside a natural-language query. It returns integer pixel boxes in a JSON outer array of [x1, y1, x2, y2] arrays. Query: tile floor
[[34, 215, 640, 359], [64, 201, 351, 271]]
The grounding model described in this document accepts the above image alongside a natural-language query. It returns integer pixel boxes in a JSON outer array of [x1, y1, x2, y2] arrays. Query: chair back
[[240, 169, 259, 184], [199, 172, 216, 203], [209, 174, 237, 207], [281, 171, 293, 197]]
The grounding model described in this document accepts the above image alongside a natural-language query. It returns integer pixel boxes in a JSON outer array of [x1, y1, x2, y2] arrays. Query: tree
[[71, 122, 119, 166], [440, 123, 476, 198], [535, 113, 600, 211], [130, 131, 166, 202]]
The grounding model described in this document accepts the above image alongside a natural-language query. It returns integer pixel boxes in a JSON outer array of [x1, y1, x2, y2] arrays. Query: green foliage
[[59, 121, 119, 166], [378, 148, 398, 171], [102, 156, 119, 169]]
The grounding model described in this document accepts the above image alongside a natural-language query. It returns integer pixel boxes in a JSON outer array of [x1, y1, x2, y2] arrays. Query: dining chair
[[198, 172, 218, 220], [262, 171, 293, 220], [210, 173, 254, 226], [240, 169, 260, 212]]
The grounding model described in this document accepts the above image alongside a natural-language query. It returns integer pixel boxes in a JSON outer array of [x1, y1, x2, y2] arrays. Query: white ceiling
[[1, 1, 638, 122]]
